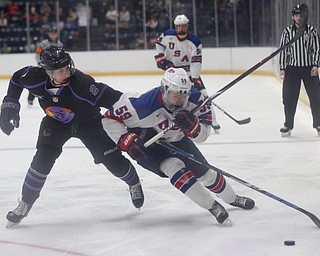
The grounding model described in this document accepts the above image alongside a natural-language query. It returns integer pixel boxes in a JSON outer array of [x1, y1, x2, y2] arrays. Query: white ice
[[0, 74, 320, 256]]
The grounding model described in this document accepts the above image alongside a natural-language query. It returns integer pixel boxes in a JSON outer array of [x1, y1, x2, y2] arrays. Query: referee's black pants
[[282, 66, 320, 129]]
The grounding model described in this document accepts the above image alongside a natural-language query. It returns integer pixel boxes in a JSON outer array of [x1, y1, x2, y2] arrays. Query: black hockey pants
[[22, 115, 133, 203]]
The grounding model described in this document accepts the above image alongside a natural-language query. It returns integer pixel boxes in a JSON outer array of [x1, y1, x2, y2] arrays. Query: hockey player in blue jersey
[[102, 68, 255, 224], [154, 14, 221, 133]]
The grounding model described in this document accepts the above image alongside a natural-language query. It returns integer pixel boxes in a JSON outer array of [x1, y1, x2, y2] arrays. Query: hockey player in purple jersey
[[154, 14, 221, 133], [102, 68, 255, 225], [0, 45, 144, 228]]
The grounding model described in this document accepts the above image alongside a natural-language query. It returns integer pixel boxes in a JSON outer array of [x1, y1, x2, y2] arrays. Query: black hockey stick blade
[[211, 102, 251, 125], [294, 207, 320, 229], [158, 141, 320, 229], [236, 117, 251, 125]]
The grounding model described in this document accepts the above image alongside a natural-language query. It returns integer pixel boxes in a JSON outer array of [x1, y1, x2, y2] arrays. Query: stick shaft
[[158, 141, 320, 229]]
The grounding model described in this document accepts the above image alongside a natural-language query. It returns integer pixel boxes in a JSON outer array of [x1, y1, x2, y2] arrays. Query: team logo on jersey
[[45, 106, 75, 123]]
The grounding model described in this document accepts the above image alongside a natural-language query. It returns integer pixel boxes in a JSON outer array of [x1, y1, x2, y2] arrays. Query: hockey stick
[[211, 102, 251, 125], [157, 140, 320, 229], [144, 4, 308, 148]]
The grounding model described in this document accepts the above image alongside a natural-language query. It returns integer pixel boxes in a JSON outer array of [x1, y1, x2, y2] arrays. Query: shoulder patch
[[89, 84, 100, 96]]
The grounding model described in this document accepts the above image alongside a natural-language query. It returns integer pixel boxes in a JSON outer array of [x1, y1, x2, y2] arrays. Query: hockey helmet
[[40, 45, 75, 73], [292, 4, 302, 15], [174, 14, 189, 25], [48, 26, 58, 33], [160, 68, 191, 111], [174, 15, 189, 38]]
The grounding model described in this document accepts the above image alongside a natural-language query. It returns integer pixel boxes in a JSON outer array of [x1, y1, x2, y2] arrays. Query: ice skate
[[316, 126, 320, 136], [280, 127, 291, 137], [129, 182, 144, 209], [211, 120, 221, 134], [6, 199, 33, 228], [229, 195, 255, 210], [208, 201, 230, 224]]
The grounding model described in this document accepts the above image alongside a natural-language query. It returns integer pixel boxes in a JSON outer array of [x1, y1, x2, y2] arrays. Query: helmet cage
[[174, 15, 189, 37], [160, 68, 191, 111]]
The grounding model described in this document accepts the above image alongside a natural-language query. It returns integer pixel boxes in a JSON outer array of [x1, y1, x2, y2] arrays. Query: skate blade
[[281, 132, 291, 137], [222, 218, 233, 226], [6, 221, 20, 228]]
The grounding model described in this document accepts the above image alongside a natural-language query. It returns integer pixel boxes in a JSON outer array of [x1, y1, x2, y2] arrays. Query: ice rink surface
[[0, 73, 320, 256]]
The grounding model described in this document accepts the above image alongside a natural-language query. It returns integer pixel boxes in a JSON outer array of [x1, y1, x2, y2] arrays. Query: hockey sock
[[199, 169, 236, 203], [22, 167, 47, 204], [170, 168, 215, 209], [119, 164, 139, 186], [161, 157, 214, 209]]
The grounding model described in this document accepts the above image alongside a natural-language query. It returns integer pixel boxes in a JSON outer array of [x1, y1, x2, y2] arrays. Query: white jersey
[[156, 29, 202, 79], [103, 87, 212, 145]]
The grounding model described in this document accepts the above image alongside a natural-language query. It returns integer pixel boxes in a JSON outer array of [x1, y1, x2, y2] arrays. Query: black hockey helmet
[[40, 45, 74, 72], [292, 4, 302, 15], [48, 26, 58, 33]]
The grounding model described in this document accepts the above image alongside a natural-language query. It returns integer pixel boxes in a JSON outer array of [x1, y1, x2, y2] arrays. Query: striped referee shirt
[[279, 24, 320, 70]]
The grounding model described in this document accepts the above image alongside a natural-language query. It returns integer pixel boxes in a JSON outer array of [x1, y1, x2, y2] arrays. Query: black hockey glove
[[0, 96, 20, 136], [175, 110, 200, 138], [118, 132, 150, 161], [154, 54, 174, 70]]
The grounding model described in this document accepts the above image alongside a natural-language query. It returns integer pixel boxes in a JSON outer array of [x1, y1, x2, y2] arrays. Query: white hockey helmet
[[174, 14, 189, 25], [160, 68, 191, 111], [174, 15, 189, 38]]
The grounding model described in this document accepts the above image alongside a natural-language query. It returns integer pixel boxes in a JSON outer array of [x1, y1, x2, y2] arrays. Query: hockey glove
[[0, 96, 20, 136], [128, 127, 157, 142], [118, 132, 149, 161], [192, 78, 205, 91], [175, 110, 200, 138], [154, 54, 174, 70]]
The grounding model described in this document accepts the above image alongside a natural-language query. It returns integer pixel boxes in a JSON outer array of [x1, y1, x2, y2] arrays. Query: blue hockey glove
[[0, 96, 20, 136]]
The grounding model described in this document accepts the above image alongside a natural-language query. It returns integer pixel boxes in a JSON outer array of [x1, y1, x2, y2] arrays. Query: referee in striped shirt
[[279, 4, 320, 137]]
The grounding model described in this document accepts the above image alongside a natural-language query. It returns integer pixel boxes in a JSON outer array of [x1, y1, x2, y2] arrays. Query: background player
[[154, 14, 221, 133]]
